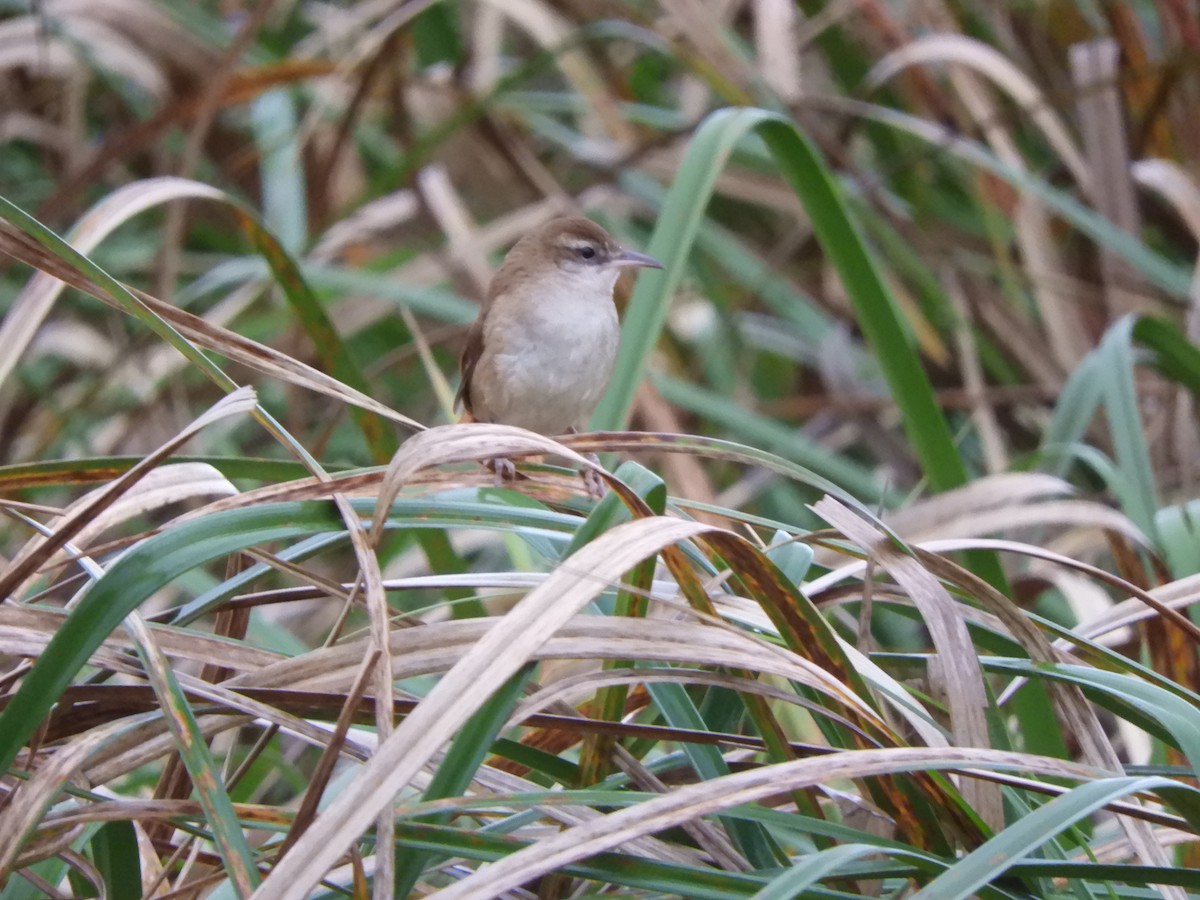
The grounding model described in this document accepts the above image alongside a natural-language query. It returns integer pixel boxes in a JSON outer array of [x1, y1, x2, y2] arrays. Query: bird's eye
[[577, 245, 596, 260]]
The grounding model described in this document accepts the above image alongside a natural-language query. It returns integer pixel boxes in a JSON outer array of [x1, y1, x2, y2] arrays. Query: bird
[[456, 216, 662, 495]]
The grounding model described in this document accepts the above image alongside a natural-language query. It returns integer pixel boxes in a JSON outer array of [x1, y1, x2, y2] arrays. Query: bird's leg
[[567, 427, 607, 499], [581, 460, 606, 499], [484, 456, 519, 486]]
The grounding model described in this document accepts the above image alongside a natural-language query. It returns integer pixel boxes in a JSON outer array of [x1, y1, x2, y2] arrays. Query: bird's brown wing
[[455, 314, 486, 416]]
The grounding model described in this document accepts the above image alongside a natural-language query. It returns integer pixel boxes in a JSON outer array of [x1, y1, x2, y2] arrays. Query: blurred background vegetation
[[3, 0, 1200, 897]]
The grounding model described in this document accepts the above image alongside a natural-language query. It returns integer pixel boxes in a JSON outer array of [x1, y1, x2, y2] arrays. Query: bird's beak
[[614, 248, 663, 269]]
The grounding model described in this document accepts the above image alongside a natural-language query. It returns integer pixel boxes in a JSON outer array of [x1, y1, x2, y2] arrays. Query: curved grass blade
[[391, 821, 768, 899], [0, 193, 237, 394], [911, 776, 1199, 900], [990, 661, 1200, 779], [652, 374, 885, 502], [0, 455, 333, 492], [391, 665, 533, 895], [252, 516, 717, 898], [423, 747, 1122, 899], [832, 98, 1192, 298], [1042, 317, 1160, 540], [123, 613, 261, 893], [593, 106, 967, 497], [752, 843, 913, 900], [644, 675, 783, 869], [0, 502, 344, 778], [1134, 315, 1200, 391]]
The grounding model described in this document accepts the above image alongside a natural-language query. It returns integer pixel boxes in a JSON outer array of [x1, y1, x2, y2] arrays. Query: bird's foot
[[485, 456, 519, 486], [581, 454, 607, 499]]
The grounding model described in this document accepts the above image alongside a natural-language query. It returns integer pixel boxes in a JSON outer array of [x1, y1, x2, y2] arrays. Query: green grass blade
[[0, 502, 344, 777], [0, 194, 238, 392], [751, 844, 908, 899], [645, 676, 784, 869], [1095, 319, 1161, 541], [93, 821, 141, 900], [391, 821, 770, 899], [911, 777, 1190, 900], [594, 107, 967, 497], [1133, 315, 1200, 391], [392, 666, 533, 895], [127, 619, 261, 892], [846, 100, 1192, 298], [992, 661, 1200, 779], [1042, 317, 1159, 540]]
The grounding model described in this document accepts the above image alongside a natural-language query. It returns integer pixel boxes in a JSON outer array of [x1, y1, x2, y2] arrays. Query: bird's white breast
[[478, 273, 620, 435]]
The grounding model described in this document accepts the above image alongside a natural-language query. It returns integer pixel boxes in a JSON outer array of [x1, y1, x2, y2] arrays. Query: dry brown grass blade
[[1070, 38, 1145, 317], [0, 713, 144, 872], [865, 33, 1089, 187], [889, 499, 1150, 557], [0, 605, 281, 675], [811, 496, 1002, 830], [280, 649, 380, 856], [38, 798, 290, 834], [0, 220, 420, 430], [329, 486, 396, 894], [231, 617, 875, 715], [369, 423, 630, 546], [251, 516, 719, 898], [804, 472, 1147, 571], [4, 463, 236, 594], [0, 387, 257, 602], [865, 472, 1071, 536], [815, 535, 1200, 647], [1060, 572, 1200, 647], [34, 683, 831, 762], [0, 177, 226, 389], [911, 548, 1179, 874], [430, 747, 1115, 900]]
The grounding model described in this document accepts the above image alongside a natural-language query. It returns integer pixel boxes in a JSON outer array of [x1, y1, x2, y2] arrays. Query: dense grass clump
[[2, 2, 1200, 897]]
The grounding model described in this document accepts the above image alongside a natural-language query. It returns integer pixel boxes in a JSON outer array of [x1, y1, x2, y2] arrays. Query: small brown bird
[[457, 216, 662, 494]]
